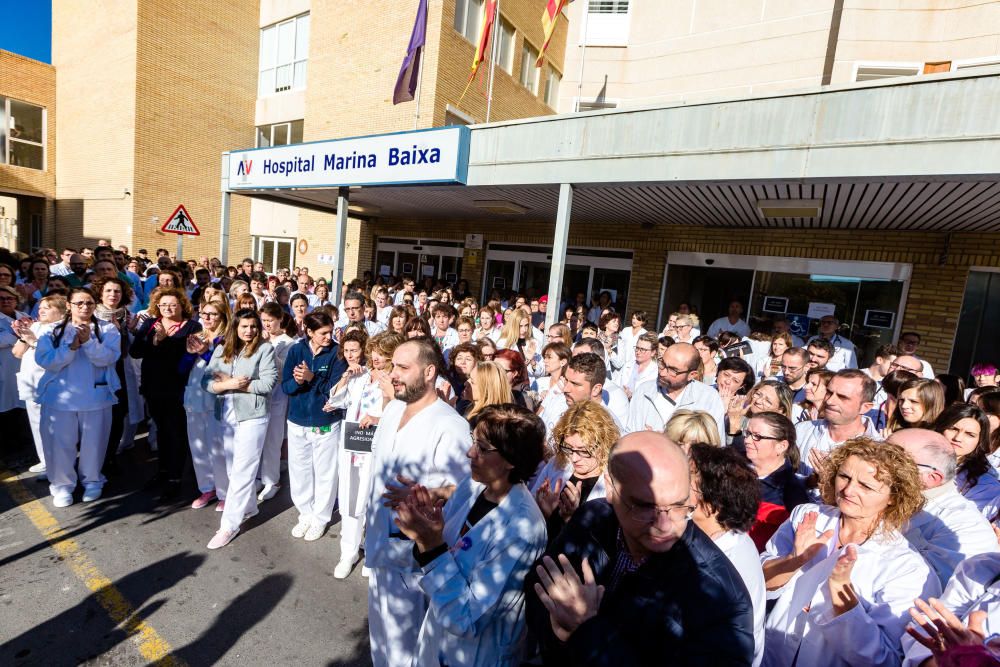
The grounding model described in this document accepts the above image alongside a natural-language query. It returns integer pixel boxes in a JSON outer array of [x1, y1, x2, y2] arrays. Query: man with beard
[[365, 338, 471, 667], [626, 342, 724, 442]]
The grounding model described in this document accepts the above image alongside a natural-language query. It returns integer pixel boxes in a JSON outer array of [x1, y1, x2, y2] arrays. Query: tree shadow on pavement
[[170, 572, 293, 665], [0, 552, 205, 667]]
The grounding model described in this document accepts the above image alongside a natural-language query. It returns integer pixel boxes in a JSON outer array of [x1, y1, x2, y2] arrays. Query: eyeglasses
[[889, 361, 922, 372], [780, 364, 803, 373], [608, 477, 694, 524], [558, 444, 594, 460], [915, 463, 941, 473], [70, 301, 96, 308], [742, 429, 780, 443], [657, 360, 693, 374], [635, 346, 653, 353]]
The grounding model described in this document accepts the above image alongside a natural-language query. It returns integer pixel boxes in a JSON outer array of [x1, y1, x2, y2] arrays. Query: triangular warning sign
[[161, 204, 200, 235]]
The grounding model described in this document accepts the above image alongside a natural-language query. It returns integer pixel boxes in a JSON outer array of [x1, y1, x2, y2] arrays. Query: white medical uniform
[[260, 333, 295, 488], [957, 469, 1000, 519], [15, 321, 55, 468], [413, 479, 546, 667], [904, 481, 999, 587], [902, 552, 1000, 666], [183, 344, 220, 494], [795, 417, 881, 476], [529, 457, 607, 501], [365, 398, 471, 667], [761, 503, 940, 667], [624, 360, 657, 396], [613, 326, 646, 385], [0, 309, 28, 412], [716, 530, 766, 667], [807, 334, 858, 372], [707, 317, 750, 339], [626, 379, 726, 442]]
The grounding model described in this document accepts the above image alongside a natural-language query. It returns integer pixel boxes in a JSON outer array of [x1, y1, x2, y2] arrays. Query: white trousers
[[186, 410, 219, 493], [218, 413, 268, 532], [337, 447, 372, 559], [287, 422, 340, 527], [368, 566, 426, 667], [41, 405, 112, 497], [259, 394, 287, 487], [26, 400, 44, 466]]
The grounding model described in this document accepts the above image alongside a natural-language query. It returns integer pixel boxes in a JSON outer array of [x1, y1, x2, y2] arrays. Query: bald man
[[526, 432, 754, 665], [891, 429, 998, 586], [625, 342, 725, 442]]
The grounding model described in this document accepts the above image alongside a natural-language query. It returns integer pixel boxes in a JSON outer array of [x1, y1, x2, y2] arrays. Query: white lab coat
[[528, 457, 607, 501], [761, 503, 940, 667], [708, 316, 750, 339], [716, 530, 766, 667], [0, 309, 28, 412], [613, 326, 646, 385], [795, 417, 881, 476], [806, 334, 858, 372], [414, 478, 547, 667], [903, 481, 999, 587], [600, 380, 630, 428], [625, 379, 725, 442], [366, 398, 471, 667], [902, 552, 1000, 666], [624, 361, 657, 396]]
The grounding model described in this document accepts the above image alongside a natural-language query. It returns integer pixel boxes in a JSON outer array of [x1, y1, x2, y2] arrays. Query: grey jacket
[[204, 341, 277, 422]]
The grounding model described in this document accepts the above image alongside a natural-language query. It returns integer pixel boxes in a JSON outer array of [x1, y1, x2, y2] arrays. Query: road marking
[[0, 466, 186, 666]]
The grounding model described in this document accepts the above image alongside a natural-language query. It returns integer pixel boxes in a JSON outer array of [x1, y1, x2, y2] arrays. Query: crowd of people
[[4, 242, 1000, 666]]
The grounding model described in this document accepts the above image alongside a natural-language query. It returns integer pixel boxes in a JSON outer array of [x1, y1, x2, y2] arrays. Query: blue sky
[[0, 0, 52, 63]]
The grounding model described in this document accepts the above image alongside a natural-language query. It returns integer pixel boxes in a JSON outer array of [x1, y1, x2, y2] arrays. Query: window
[[492, 19, 514, 73], [854, 63, 921, 82], [953, 56, 1000, 72], [583, 0, 630, 45], [1, 97, 45, 170], [254, 236, 295, 274], [544, 67, 561, 106], [256, 120, 304, 147], [519, 43, 540, 93], [454, 0, 484, 43], [259, 13, 310, 96]]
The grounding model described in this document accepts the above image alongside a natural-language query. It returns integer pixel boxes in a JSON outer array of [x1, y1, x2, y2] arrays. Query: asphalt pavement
[[0, 429, 373, 666]]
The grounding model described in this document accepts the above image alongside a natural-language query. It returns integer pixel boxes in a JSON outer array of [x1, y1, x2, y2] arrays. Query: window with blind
[[258, 13, 310, 97], [583, 0, 630, 46]]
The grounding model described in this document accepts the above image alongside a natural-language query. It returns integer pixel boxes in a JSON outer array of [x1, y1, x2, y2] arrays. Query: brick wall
[[364, 217, 985, 371], [0, 50, 56, 250]]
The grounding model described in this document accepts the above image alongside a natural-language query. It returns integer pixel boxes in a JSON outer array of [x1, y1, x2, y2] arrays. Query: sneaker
[[291, 520, 310, 538], [215, 500, 226, 512], [82, 487, 102, 503], [207, 528, 240, 550], [257, 483, 279, 502], [334, 552, 360, 579], [304, 523, 327, 542], [28, 462, 46, 474], [191, 490, 217, 509], [53, 493, 74, 508]]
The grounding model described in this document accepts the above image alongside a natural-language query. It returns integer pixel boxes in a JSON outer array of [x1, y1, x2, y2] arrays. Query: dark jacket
[[130, 318, 202, 398], [525, 499, 754, 667], [281, 338, 347, 427]]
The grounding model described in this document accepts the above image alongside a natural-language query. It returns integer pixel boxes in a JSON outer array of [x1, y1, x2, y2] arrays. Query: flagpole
[[485, 0, 501, 122], [575, 1, 590, 112], [413, 47, 425, 130]]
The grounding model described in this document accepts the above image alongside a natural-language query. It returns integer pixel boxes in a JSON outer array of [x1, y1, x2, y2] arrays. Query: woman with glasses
[[35, 287, 121, 507], [761, 437, 939, 667], [478, 338, 497, 363], [692, 335, 720, 386], [92, 276, 141, 477], [545, 323, 573, 349], [181, 299, 230, 509], [532, 401, 618, 540], [393, 404, 547, 667], [688, 443, 765, 666], [622, 332, 659, 399], [494, 349, 536, 412], [614, 310, 648, 385], [203, 308, 277, 549], [12, 294, 67, 477], [934, 403, 1000, 519], [741, 411, 809, 550], [130, 287, 203, 501]]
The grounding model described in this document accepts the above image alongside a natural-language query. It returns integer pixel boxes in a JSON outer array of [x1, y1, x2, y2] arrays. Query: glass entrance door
[[664, 264, 754, 331], [253, 236, 295, 273]]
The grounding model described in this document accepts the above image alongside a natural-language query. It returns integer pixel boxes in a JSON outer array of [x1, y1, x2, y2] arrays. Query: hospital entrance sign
[[228, 126, 471, 189]]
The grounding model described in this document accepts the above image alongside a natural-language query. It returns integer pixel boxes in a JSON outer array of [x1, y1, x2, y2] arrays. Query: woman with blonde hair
[[532, 401, 619, 536], [463, 361, 513, 423], [664, 409, 722, 452], [762, 437, 939, 666]]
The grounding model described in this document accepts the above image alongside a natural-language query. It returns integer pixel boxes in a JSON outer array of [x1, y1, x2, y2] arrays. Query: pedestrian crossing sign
[[161, 204, 200, 235]]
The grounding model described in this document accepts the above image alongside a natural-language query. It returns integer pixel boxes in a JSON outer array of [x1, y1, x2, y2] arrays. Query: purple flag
[[393, 0, 428, 104]]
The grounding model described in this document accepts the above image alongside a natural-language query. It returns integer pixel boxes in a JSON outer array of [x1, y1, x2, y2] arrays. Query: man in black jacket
[[527, 431, 755, 666]]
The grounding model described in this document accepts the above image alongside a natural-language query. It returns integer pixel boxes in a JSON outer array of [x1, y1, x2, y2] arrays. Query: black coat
[[525, 499, 755, 666]]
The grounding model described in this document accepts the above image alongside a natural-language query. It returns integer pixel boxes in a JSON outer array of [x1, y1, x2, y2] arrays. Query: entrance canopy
[[221, 67, 1000, 326]]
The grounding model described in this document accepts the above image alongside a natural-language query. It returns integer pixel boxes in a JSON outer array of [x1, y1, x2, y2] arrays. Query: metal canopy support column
[[545, 183, 573, 330], [332, 186, 349, 294], [219, 153, 232, 264]]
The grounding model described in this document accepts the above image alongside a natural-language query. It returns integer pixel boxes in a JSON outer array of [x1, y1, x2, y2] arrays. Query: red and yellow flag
[[537, 0, 572, 67], [459, 0, 498, 100]]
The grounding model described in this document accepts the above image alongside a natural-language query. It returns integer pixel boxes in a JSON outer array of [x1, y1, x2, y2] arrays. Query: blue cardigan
[[281, 338, 347, 427]]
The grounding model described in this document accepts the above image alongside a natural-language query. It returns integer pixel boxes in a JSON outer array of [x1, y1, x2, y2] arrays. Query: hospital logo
[[236, 155, 252, 183]]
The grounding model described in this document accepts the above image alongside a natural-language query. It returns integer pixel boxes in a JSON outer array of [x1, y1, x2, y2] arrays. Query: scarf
[[95, 304, 128, 324]]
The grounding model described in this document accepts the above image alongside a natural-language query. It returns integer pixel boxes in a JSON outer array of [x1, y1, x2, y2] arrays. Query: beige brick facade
[[0, 50, 56, 251]]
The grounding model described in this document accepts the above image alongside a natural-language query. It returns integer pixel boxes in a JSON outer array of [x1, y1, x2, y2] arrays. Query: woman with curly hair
[[761, 437, 940, 667], [934, 402, 1000, 518], [531, 401, 619, 540]]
